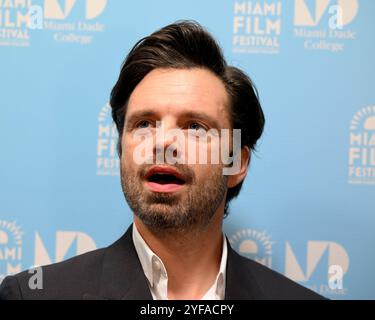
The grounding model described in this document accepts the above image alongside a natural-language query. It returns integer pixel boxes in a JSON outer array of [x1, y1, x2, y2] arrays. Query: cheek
[[121, 133, 139, 158], [120, 136, 136, 170], [122, 132, 156, 164], [192, 163, 223, 184]]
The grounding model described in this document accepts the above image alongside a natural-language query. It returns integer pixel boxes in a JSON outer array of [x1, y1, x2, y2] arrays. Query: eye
[[188, 122, 206, 131], [136, 120, 152, 129]]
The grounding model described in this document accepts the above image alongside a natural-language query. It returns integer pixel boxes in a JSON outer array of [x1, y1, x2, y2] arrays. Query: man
[[0, 21, 323, 300]]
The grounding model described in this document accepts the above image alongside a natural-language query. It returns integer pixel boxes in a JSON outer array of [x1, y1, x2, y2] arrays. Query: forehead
[[126, 68, 230, 124]]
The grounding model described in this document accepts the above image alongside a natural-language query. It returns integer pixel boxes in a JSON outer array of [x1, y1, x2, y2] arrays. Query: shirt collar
[[132, 223, 227, 298], [132, 222, 163, 287]]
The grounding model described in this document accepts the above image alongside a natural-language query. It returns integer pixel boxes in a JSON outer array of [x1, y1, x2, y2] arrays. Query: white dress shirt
[[132, 223, 227, 300]]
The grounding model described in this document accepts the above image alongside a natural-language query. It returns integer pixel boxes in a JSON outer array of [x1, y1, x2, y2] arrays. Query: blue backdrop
[[1, 0, 374, 299]]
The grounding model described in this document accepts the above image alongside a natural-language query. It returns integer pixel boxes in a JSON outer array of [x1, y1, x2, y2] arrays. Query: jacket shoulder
[[0, 247, 106, 300], [235, 252, 326, 300]]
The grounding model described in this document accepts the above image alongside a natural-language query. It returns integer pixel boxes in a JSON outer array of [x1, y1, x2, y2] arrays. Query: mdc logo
[[285, 241, 349, 282], [34, 231, 97, 266], [294, 0, 358, 27], [44, 0, 107, 20]]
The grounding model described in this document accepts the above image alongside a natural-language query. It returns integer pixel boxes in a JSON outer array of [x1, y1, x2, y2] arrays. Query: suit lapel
[[85, 224, 153, 300], [83, 225, 263, 300], [224, 237, 265, 300]]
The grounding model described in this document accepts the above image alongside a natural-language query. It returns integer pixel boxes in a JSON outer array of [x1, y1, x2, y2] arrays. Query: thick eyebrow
[[125, 110, 157, 127], [125, 109, 222, 129], [180, 111, 221, 129]]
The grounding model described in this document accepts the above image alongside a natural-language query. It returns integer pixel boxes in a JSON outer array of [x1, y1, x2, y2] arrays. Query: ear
[[227, 146, 250, 188]]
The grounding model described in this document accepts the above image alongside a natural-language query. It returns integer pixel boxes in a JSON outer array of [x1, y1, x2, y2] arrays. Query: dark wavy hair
[[110, 20, 265, 217]]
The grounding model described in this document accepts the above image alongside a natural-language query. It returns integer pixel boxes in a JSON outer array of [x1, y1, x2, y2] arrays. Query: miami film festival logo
[[232, 0, 282, 54], [96, 103, 119, 176], [229, 229, 274, 268], [0, 0, 33, 47], [0, 220, 23, 282], [1, 0, 108, 46], [285, 241, 349, 296], [348, 105, 375, 185], [293, 0, 358, 53]]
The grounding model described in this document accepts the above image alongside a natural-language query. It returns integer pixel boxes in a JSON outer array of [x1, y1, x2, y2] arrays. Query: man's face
[[120, 68, 233, 232]]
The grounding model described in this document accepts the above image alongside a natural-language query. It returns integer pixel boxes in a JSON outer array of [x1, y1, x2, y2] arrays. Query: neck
[[133, 206, 224, 299]]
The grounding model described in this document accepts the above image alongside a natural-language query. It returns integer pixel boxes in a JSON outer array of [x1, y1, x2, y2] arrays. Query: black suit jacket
[[0, 224, 324, 300]]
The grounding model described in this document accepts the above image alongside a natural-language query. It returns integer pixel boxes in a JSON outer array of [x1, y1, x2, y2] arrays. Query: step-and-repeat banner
[[1, 0, 374, 299]]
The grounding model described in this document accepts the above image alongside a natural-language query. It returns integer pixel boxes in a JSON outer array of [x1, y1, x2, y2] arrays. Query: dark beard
[[120, 163, 227, 233]]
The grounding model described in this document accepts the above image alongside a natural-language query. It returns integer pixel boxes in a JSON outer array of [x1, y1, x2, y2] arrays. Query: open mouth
[[147, 173, 185, 185], [144, 167, 186, 192]]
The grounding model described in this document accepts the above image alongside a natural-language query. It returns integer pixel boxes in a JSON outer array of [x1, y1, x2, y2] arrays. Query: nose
[[153, 117, 183, 163]]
